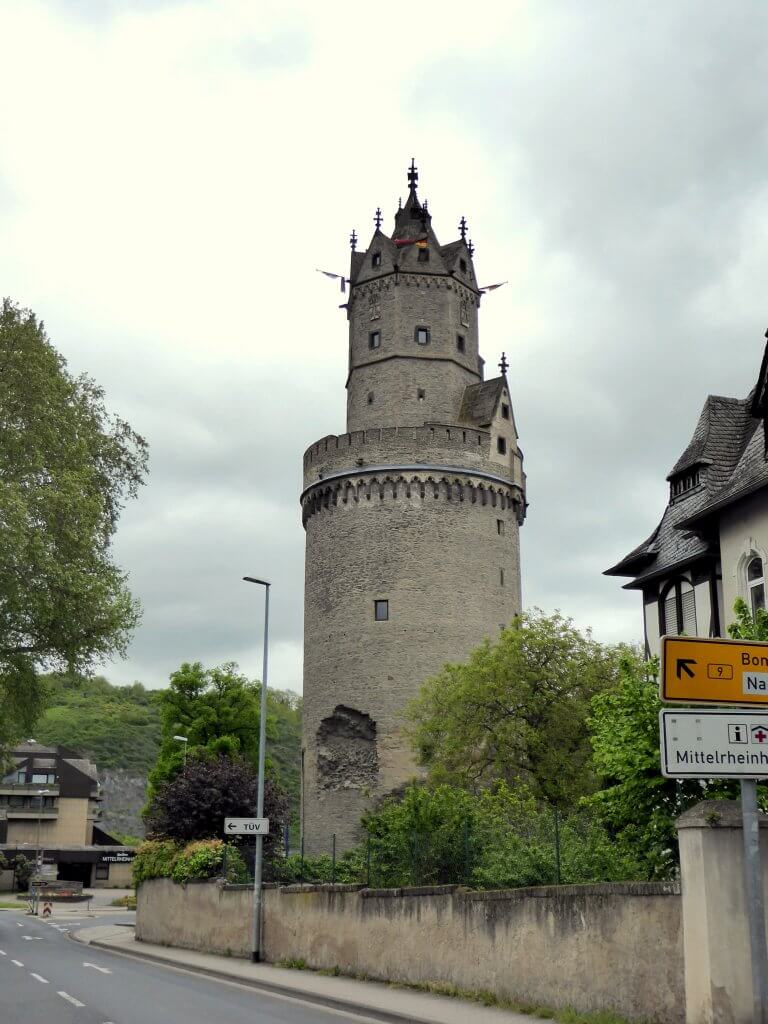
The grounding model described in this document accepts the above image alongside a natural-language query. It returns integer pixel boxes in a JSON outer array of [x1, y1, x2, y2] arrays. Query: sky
[[1, 0, 767, 692]]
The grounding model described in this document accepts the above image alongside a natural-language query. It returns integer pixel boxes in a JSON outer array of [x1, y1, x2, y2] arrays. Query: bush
[[133, 838, 248, 886], [273, 848, 365, 885]]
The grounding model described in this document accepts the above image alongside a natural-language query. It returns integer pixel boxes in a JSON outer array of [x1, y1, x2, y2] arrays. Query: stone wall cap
[[676, 799, 768, 830], [460, 881, 680, 901]]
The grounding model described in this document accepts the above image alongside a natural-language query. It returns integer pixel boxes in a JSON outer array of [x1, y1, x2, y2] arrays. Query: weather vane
[[499, 352, 509, 375]]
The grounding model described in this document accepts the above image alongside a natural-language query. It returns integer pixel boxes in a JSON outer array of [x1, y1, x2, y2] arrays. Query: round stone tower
[[300, 162, 527, 854]]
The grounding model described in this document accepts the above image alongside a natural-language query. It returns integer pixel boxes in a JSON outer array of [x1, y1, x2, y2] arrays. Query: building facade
[[301, 164, 527, 853], [605, 333, 768, 655], [0, 741, 134, 888]]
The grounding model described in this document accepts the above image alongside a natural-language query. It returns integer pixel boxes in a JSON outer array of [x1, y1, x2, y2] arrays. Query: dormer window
[[670, 468, 701, 499], [501, 403, 510, 420], [371, 252, 382, 268], [417, 247, 429, 263], [497, 437, 507, 455], [459, 258, 467, 273]]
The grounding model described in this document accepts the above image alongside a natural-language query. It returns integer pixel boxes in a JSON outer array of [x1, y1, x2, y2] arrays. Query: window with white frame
[[661, 578, 697, 636], [747, 556, 765, 616]]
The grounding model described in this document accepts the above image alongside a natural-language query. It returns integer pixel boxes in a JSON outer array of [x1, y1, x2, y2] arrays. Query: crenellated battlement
[[305, 424, 490, 468]]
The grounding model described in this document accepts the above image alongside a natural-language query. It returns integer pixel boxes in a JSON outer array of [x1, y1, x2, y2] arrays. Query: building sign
[[661, 635, 768, 706], [99, 850, 135, 864]]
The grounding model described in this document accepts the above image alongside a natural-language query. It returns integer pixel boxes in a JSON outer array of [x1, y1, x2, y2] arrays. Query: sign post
[[659, 637, 768, 1023]]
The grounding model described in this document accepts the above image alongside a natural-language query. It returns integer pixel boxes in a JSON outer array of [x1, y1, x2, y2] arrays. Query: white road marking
[[58, 992, 85, 1008], [16, 922, 23, 927], [0, 950, 6, 955], [11, 960, 23, 967], [22, 935, 42, 941], [83, 962, 112, 974], [30, 973, 49, 984]]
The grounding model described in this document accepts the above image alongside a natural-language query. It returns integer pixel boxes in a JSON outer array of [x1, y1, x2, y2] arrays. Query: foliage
[[360, 782, 643, 889], [34, 672, 161, 772], [110, 895, 137, 908], [728, 597, 768, 641], [407, 610, 622, 807], [586, 649, 755, 878], [147, 661, 300, 829], [0, 298, 148, 757], [11, 856, 33, 892], [144, 753, 288, 873], [132, 839, 179, 886], [274, 848, 366, 886]]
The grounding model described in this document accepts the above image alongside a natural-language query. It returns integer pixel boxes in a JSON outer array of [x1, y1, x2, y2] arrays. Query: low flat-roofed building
[[0, 740, 134, 888]]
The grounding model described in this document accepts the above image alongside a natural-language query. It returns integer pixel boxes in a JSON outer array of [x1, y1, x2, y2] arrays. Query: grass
[[110, 895, 137, 909], [276, 960, 643, 1024], [0, 901, 24, 911]]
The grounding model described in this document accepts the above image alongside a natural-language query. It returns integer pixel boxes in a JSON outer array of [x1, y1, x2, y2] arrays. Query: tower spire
[[407, 157, 418, 194]]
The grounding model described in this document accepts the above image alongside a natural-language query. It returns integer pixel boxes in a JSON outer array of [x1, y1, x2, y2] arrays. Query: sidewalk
[[72, 924, 539, 1024]]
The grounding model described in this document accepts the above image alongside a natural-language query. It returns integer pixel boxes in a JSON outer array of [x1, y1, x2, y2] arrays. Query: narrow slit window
[[417, 389, 426, 402], [415, 326, 430, 346], [457, 334, 465, 353], [371, 252, 382, 268], [374, 600, 389, 621], [501, 403, 510, 420], [497, 437, 507, 455], [369, 330, 381, 350], [367, 392, 374, 405], [500, 568, 505, 586], [497, 519, 505, 536], [459, 258, 467, 273]]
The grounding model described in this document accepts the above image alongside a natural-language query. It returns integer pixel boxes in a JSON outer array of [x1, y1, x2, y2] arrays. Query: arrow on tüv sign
[[676, 658, 697, 679]]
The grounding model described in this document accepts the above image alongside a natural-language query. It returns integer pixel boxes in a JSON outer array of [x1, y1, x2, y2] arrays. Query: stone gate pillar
[[677, 799, 768, 1024]]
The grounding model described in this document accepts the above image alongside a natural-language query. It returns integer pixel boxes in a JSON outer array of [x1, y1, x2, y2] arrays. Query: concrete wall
[[136, 879, 252, 956], [137, 879, 682, 1023]]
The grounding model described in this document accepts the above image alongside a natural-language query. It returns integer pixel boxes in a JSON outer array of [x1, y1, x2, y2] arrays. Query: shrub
[[132, 840, 179, 886]]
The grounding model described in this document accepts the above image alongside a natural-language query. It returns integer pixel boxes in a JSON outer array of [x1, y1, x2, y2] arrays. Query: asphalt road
[[0, 911, 366, 1024]]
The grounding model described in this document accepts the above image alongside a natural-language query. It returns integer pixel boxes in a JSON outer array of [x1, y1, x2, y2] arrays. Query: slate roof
[[459, 377, 507, 426], [605, 380, 765, 588]]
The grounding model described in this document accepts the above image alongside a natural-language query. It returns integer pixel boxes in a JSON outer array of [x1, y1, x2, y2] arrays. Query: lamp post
[[35, 789, 50, 873], [173, 735, 189, 766], [242, 575, 270, 963]]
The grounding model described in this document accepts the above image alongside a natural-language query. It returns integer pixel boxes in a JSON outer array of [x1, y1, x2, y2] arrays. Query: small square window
[[95, 865, 109, 880], [374, 600, 389, 621], [497, 437, 507, 455], [457, 334, 465, 353], [501, 403, 510, 420], [497, 519, 505, 536], [417, 247, 429, 263], [371, 252, 382, 268], [459, 258, 467, 273], [367, 392, 374, 405], [417, 389, 425, 401], [369, 331, 381, 350], [415, 327, 430, 346]]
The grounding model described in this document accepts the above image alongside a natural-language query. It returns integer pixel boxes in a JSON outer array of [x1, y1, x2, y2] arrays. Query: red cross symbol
[[752, 727, 768, 744]]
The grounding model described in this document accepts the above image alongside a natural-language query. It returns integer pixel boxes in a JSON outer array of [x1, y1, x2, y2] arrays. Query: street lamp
[[35, 789, 50, 874], [173, 735, 189, 766], [242, 575, 270, 963]]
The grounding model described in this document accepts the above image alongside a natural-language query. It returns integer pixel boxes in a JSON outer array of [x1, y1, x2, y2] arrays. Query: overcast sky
[[2, 0, 767, 692]]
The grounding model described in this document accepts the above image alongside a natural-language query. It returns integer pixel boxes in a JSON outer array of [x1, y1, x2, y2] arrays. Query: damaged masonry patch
[[317, 705, 378, 791]]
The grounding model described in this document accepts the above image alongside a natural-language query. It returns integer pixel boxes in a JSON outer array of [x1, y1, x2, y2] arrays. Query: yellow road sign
[[661, 635, 768, 706]]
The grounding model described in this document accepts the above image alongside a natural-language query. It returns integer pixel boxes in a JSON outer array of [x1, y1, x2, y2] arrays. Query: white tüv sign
[[660, 709, 768, 779], [224, 817, 270, 835]]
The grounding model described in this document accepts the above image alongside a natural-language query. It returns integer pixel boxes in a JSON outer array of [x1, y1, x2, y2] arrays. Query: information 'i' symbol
[[728, 723, 748, 744]]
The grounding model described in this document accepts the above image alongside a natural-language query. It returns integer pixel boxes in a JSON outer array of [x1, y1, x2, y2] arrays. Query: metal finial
[[398, 196, 402, 210], [350, 229, 358, 251], [459, 216, 467, 241], [468, 238, 475, 258], [407, 157, 418, 192], [499, 352, 509, 375], [374, 207, 382, 230], [423, 198, 428, 212]]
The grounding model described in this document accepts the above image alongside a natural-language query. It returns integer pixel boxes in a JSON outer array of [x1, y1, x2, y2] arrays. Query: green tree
[[0, 299, 147, 757], [728, 597, 768, 641], [406, 610, 621, 807], [147, 662, 301, 823]]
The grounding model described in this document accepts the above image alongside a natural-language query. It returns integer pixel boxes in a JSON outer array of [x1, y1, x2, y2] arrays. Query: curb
[[69, 930, 459, 1024]]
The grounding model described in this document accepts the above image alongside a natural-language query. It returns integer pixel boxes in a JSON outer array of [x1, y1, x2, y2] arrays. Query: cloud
[[1, 0, 765, 689]]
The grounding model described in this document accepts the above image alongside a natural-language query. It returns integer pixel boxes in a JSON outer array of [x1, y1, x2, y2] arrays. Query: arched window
[[747, 556, 765, 617], [662, 578, 697, 636]]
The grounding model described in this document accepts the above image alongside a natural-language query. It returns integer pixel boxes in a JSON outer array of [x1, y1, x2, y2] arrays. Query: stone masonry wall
[[136, 879, 683, 1023]]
